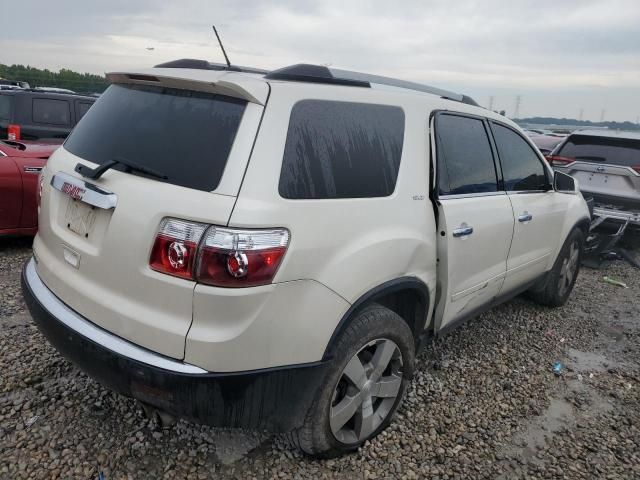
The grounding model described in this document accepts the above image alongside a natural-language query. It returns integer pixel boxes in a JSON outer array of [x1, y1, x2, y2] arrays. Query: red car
[[0, 140, 61, 236]]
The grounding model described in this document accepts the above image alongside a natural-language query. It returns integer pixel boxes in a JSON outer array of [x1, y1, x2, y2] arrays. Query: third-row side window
[[279, 100, 405, 199]]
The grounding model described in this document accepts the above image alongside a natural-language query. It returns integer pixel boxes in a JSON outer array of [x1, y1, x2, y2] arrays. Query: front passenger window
[[492, 124, 548, 191]]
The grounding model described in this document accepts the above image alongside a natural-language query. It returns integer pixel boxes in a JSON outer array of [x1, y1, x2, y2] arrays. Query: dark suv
[[0, 90, 96, 141]]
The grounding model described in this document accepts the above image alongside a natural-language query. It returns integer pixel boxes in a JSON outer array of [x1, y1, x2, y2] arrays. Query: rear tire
[[528, 228, 584, 307], [289, 304, 415, 458]]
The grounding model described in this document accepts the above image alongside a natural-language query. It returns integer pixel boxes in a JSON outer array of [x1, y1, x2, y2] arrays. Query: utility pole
[[513, 95, 522, 119], [488, 96, 495, 111]]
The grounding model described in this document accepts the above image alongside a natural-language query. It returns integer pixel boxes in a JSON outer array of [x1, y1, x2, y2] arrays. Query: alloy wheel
[[559, 240, 579, 297], [329, 338, 404, 444]]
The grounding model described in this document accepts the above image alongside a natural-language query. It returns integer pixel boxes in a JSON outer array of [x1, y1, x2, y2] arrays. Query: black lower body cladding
[[21, 262, 328, 431]]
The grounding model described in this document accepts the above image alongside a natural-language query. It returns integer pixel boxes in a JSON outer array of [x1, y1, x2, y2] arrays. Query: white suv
[[22, 60, 590, 457]]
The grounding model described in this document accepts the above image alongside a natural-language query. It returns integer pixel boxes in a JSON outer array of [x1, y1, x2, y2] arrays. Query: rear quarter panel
[[227, 83, 438, 353]]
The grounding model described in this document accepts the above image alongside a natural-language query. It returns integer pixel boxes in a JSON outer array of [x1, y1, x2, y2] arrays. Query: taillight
[[632, 166, 640, 174], [545, 155, 575, 167], [149, 218, 207, 280], [149, 218, 290, 287], [37, 172, 45, 209], [7, 124, 20, 141], [196, 226, 290, 287]]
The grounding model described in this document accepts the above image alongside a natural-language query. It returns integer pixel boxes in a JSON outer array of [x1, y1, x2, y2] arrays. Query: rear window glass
[[279, 100, 404, 199], [557, 135, 640, 167], [0, 95, 11, 120], [33, 98, 71, 125], [64, 84, 246, 192]]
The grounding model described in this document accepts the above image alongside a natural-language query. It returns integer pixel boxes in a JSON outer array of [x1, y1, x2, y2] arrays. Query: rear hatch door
[[35, 77, 266, 359], [555, 134, 640, 208]]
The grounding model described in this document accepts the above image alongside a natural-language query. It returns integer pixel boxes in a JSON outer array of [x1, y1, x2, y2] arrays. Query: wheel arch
[[321, 277, 430, 360]]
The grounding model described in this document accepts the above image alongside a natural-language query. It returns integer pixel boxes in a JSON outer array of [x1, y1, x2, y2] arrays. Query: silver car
[[548, 130, 640, 225]]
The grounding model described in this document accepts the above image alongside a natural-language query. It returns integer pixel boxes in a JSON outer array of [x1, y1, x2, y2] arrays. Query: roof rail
[[154, 58, 268, 75], [10, 88, 97, 98], [265, 63, 479, 106], [264, 64, 371, 88], [328, 67, 478, 106]]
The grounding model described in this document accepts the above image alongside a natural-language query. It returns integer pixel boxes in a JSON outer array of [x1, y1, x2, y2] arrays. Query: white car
[[22, 60, 590, 457]]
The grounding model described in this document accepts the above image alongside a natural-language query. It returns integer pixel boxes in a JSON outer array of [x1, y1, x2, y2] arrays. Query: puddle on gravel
[[566, 348, 613, 373], [512, 397, 575, 460]]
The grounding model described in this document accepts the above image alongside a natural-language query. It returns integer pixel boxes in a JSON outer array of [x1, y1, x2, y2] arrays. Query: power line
[[513, 95, 522, 119]]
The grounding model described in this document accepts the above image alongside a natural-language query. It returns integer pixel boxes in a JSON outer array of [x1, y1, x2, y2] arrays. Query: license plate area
[[65, 198, 97, 238]]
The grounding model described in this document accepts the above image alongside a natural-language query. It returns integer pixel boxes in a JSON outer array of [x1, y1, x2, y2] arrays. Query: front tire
[[290, 304, 415, 458], [528, 228, 584, 307]]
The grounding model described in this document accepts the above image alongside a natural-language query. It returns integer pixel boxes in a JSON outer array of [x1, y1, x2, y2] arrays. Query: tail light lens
[[196, 226, 290, 287], [149, 218, 207, 280], [545, 155, 575, 167], [37, 171, 45, 209], [7, 124, 20, 141], [149, 218, 290, 287]]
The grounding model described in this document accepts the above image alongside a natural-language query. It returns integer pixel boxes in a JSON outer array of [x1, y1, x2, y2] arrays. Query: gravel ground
[[1, 236, 639, 479]]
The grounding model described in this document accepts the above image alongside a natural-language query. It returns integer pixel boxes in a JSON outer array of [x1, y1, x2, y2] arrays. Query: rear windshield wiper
[[75, 157, 168, 181]]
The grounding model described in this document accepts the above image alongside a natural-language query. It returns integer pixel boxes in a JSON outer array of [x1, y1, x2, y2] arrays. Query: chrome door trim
[[51, 171, 117, 209], [439, 191, 506, 200], [24, 259, 208, 374], [518, 212, 533, 223]]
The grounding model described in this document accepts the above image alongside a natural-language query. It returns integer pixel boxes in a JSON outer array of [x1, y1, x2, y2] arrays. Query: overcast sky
[[2, 0, 639, 122]]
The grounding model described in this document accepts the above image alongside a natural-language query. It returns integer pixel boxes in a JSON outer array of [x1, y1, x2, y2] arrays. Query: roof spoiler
[[154, 58, 268, 75]]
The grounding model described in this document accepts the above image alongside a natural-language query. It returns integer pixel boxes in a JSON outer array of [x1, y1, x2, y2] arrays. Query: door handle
[[452, 225, 474, 238], [518, 212, 533, 223], [23, 166, 43, 174]]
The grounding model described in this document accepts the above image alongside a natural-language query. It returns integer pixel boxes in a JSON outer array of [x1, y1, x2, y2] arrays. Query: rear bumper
[[582, 191, 640, 212], [591, 206, 640, 226], [21, 258, 327, 431]]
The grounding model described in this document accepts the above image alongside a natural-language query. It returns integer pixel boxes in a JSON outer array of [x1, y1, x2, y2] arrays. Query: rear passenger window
[[76, 102, 93, 121], [33, 99, 70, 125], [435, 114, 498, 196], [279, 100, 405, 199], [492, 123, 548, 191]]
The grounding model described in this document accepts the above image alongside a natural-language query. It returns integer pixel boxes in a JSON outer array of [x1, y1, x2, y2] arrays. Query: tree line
[[0, 64, 108, 94], [516, 116, 639, 131]]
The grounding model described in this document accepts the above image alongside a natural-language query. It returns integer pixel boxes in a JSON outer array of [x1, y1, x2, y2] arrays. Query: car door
[[490, 122, 567, 291], [431, 112, 515, 330], [0, 151, 23, 230]]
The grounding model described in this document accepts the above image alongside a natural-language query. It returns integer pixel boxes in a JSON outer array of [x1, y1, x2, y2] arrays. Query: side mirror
[[554, 171, 577, 193]]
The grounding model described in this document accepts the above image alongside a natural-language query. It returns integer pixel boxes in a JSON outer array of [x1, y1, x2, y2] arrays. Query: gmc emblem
[[61, 182, 86, 200]]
